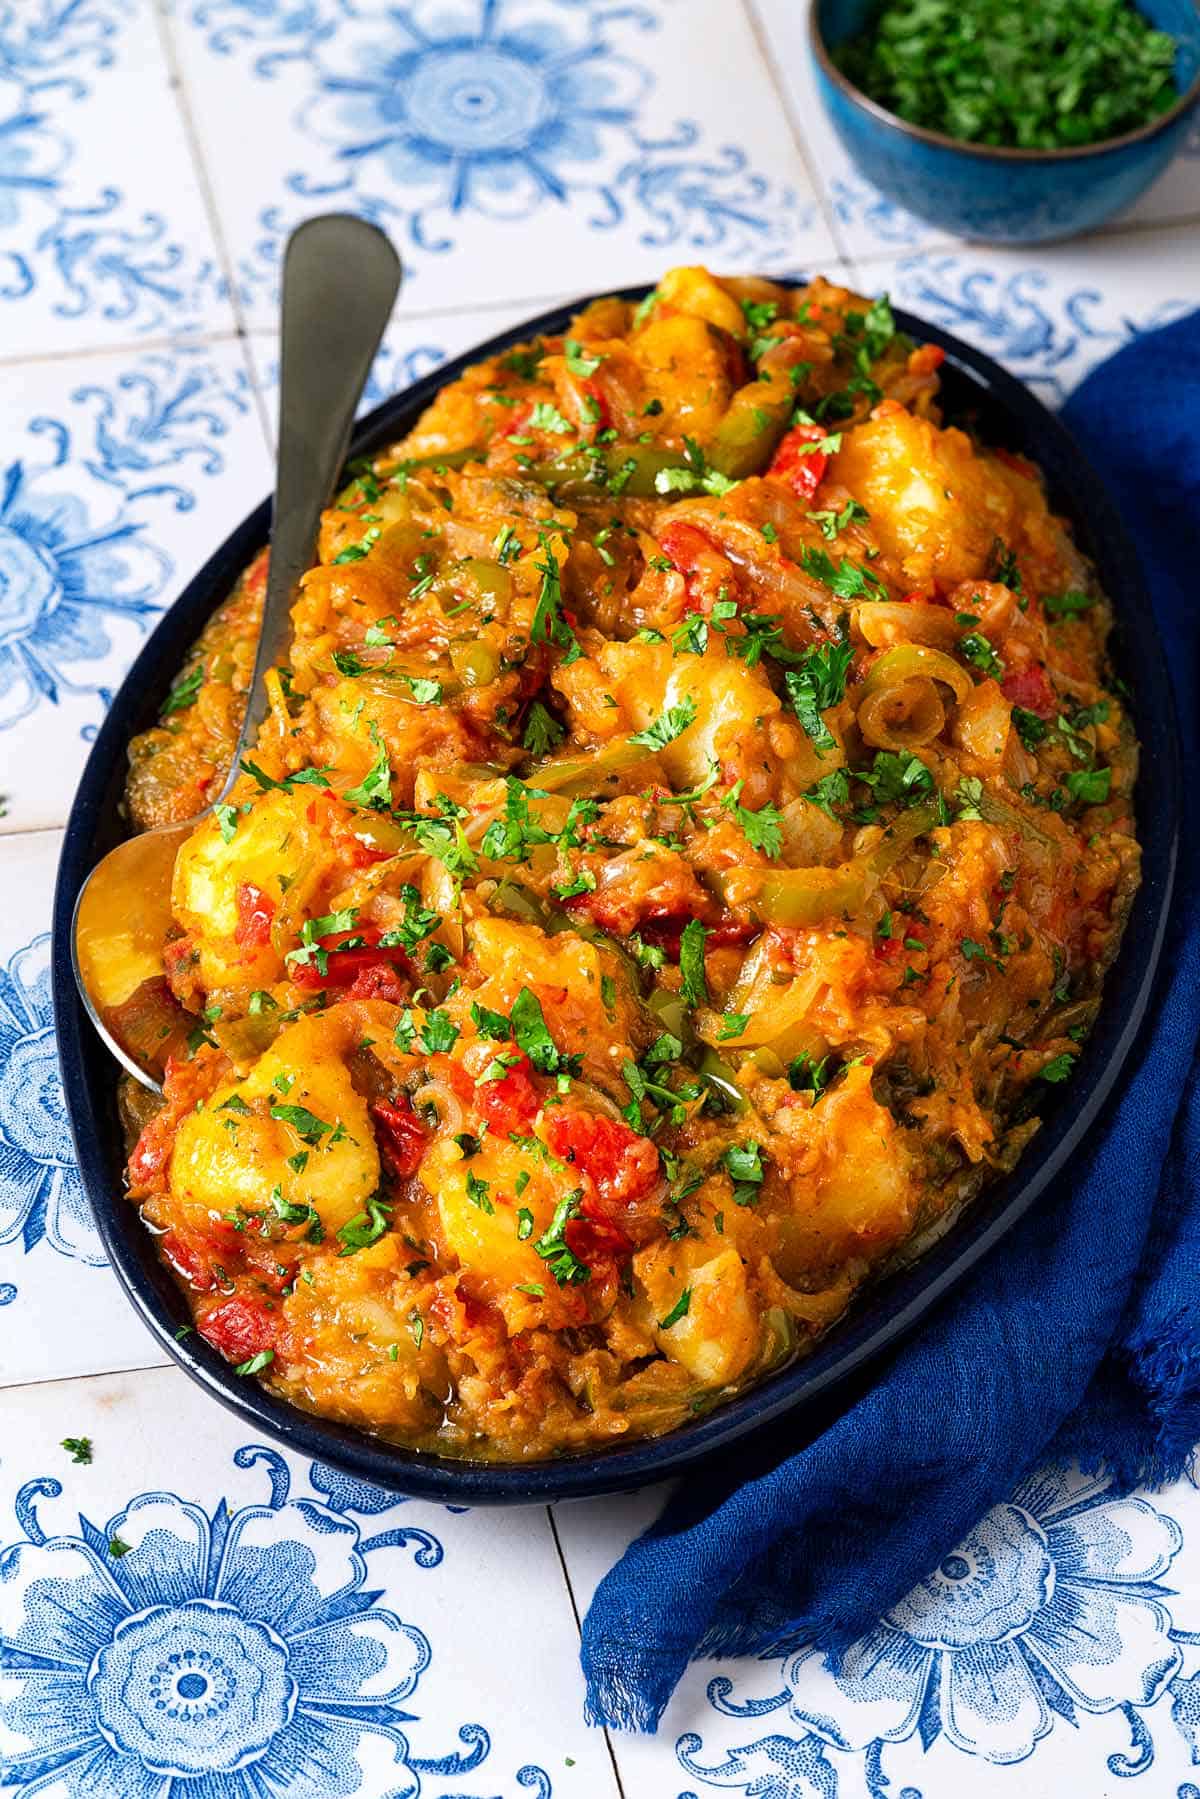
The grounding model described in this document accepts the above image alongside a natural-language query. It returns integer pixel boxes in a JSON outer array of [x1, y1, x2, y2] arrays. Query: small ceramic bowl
[[810, 0, 1200, 243]]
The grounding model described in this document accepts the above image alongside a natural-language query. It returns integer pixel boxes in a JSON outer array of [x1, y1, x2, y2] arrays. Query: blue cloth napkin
[[581, 312, 1200, 1734]]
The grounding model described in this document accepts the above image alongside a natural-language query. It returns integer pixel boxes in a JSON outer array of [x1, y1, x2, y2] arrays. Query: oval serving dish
[[52, 287, 1180, 1504]]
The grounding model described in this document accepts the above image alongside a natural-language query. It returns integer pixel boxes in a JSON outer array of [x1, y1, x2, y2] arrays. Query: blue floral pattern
[[0, 1446, 550, 1798], [889, 255, 1196, 402], [0, 351, 251, 734], [0, 933, 101, 1267], [677, 1468, 1200, 1795], [190, 0, 806, 297], [0, 3, 222, 335]]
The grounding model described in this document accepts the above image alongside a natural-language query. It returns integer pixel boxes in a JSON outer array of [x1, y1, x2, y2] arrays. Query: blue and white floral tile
[[0, 1362, 620, 1798], [752, 0, 1200, 262], [0, 335, 272, 835], [166, 0, 836, 331], [244, 295, 564, 437], [0, 0, 235, 356], [847, 229, 1200, 408], [0, 830, 168, 1386], [556, 1466, 1200, 1799]]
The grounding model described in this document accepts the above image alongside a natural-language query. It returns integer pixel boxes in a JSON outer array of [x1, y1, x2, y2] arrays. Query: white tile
[[0, 0, 234, 353], [850, 227, 1200, 405], [559, 1467, 1200, 1799], [0, 1363, 621, 1797], [0, 335, 271, 833], [749, 0, 949, 260], [244, 295, 560, 437], [0, 830, 169, 1385], [169, 0, 835, 330]]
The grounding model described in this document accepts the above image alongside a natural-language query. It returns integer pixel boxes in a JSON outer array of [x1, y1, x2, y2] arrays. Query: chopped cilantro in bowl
[[833, 0, 1182, 151]]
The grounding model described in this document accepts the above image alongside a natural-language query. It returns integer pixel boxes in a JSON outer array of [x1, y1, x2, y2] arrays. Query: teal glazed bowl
[[811, 0, 1200, 243]]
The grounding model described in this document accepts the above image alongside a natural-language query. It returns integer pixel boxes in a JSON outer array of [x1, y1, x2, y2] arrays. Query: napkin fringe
[[1063, 1308, 1200, 1493]]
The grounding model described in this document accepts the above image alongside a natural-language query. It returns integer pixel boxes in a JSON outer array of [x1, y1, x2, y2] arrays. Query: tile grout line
[[849, 208, 1200, 275], [546, 1506, 630, 1799], [149, 0, 275, 455], [0, 1358, 171, 1395], [741, 0, 853, 269], [0, 822, 69, 843], [0, 328, 247, 375]]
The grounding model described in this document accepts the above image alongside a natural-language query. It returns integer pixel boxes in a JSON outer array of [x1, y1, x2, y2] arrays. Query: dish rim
[[52, 281, 1180, 1504], [807, 0, 1200, 164]]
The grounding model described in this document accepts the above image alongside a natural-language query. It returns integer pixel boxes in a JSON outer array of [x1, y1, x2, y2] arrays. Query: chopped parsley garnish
[[163, 666, 203, 715], [511, 986, 580, 1078], [530, 537, 581, 662], [960, 631, 1005, 678], [955, 776, 985, 820], [789, 1052, 832, 1099], [833, 0, 1181, 151], [523, 700, 565, 756], [721, 782, 784, 858], [1013, 706, 1050, 751], [1039, 1052, 1076, 1082], [240, 759, 332, 793], [805, 767, 851, 817], [465, 1170, 494, 1213], [799, 546, 884, 600], [1043, 589, 1095, 616], [565, 338, 602, 377], [337, 1193, 392, 1255], [61, 1437, 93, 1464], [1066, 766, 1112, 805], [679, 918, 709, 1006], [285, 906, 359, 975], [785, 637, 854, 751], [269, 1102, 334, 1145], [806, 499, 870, 541], [419, 1009, 459, 1054], [527, 401, 573, 436], [860, 750, 935, 807], [108, 1536, 133, 1558], [630, 695, 697, 751], [722, 1139, 765, 1206], [658, 1287, 692, 1330], [471, 1001, 512, 1040], [534, 1191, 590, 1285], [342, 724, 392, 810]]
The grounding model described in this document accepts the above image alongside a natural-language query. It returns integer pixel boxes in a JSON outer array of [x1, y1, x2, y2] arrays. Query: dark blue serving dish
[[811, 0, 1200, 244], [53, 288, 1179, 1503]]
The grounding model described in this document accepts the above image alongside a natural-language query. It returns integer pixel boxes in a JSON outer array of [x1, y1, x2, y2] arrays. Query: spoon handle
[[231, 213, 402, 769]]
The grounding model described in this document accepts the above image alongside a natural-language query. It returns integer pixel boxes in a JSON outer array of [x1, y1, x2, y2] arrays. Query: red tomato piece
[[346, 962, 410, 1004], [1002, 663, 1056, 719], [199, 1294, 278, 1364], [565, 1213, 633, 1270], [768, 422, 830, 502], [657, 520, 717, 578], [235, 883, 275, 948], [290, 928, 411, 991], [371, 1098, 429, 1180], [476, 1051, 540, 1137], [581, 379, 611, 433], [636, 910, 756, 960], [503, 402, 533, 439], [546, 1111, 660, 1208]]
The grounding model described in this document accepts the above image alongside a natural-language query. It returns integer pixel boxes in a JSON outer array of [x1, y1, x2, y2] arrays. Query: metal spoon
[[72, 213, 402, 1091]]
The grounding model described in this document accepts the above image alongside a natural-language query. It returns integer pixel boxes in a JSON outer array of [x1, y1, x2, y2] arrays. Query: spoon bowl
[[70, 213, 402, 1090]]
